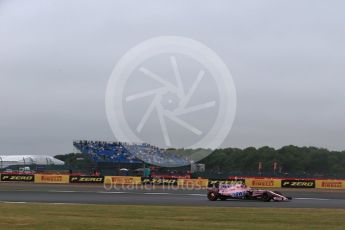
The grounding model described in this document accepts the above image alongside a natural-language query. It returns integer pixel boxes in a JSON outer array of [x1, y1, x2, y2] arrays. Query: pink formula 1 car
[[207, 183, 292, 202]]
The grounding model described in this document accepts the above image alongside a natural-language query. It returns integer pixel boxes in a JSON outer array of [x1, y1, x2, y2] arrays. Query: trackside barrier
[[70, 176, 104, 183], [177, 179, 208, 187], [2, 174, 345, 189], [141, 178, 178, 185], [245, 178, 281, 188], [281, 179, 315, 188], [230, 177, 345, 189], [315, 180, 345, 189], [208, 179, 245, 187], [34, 174, 69, 184], [0, 174, 34, 182], [104, 176, 141, 185]]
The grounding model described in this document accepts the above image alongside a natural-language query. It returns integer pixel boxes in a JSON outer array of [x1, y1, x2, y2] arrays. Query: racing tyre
[[207, 191, 219, 201], [220, 196, 227, 201], [244, 194, 251, 200], [262, 193, 271, 202]]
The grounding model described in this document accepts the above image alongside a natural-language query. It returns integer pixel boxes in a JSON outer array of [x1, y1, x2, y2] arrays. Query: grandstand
[[73, 141, 189, 167], [73, 141, 141, 164]]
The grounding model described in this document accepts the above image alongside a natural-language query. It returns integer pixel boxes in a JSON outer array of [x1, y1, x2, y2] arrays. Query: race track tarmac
[[0, 183, 345, 208]]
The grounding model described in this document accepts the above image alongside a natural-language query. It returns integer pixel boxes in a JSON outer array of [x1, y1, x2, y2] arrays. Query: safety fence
[[0, 174, 344, 189]]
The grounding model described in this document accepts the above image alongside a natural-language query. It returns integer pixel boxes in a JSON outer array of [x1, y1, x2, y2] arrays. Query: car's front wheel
[[207, 191, 219, 201], [220, 196, 227, 201], [261, 192, 271, 202]]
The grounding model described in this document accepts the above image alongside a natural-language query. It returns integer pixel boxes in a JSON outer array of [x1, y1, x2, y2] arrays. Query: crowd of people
[[122, 143, 189, 166], [73, 141, 141, 163], [73, 141, 189, 166]]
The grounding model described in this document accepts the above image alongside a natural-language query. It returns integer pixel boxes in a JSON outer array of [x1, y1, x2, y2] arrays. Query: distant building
[[191, 163, 205, 173], [0, 155, 64, 169]]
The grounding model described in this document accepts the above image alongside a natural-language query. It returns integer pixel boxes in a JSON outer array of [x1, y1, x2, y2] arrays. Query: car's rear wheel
[[207, 191, 219, 201]]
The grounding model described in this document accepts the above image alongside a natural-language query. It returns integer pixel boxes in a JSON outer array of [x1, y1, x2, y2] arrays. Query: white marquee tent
[[0, 155, 64, 169]]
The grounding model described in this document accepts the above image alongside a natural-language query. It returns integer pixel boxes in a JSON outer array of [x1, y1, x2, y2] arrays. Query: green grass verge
[[0, 204, 344, 230]]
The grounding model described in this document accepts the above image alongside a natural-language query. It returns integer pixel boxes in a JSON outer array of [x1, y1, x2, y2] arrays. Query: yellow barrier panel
[[315, 180, 345, 189], [34, 174, 69, 184], [245, 178, 281, 188], [104, 176, 141, 185], [177, 179, 209, 187]]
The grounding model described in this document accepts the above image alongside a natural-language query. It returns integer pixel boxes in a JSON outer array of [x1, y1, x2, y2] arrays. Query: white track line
[[48, 190, 79, 193], [295, 198, 330, 201], [1, 201, 28, 204], [143, 192, 172, 195], [98, 191, 129, 194]]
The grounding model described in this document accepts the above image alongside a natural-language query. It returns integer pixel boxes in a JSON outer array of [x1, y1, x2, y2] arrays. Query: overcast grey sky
[[0, 0, 345, 155]]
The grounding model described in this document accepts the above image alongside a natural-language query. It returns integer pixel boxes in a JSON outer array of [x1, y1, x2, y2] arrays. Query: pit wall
[[0, 174, 344, 189]]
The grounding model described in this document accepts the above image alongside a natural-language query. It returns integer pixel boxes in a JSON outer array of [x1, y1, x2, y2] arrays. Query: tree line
[[199, 145, 345, 178]]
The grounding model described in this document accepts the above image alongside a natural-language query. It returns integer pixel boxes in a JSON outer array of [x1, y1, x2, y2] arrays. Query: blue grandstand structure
[[73, 141, 142, 164], [73, 140, 189, 167]]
